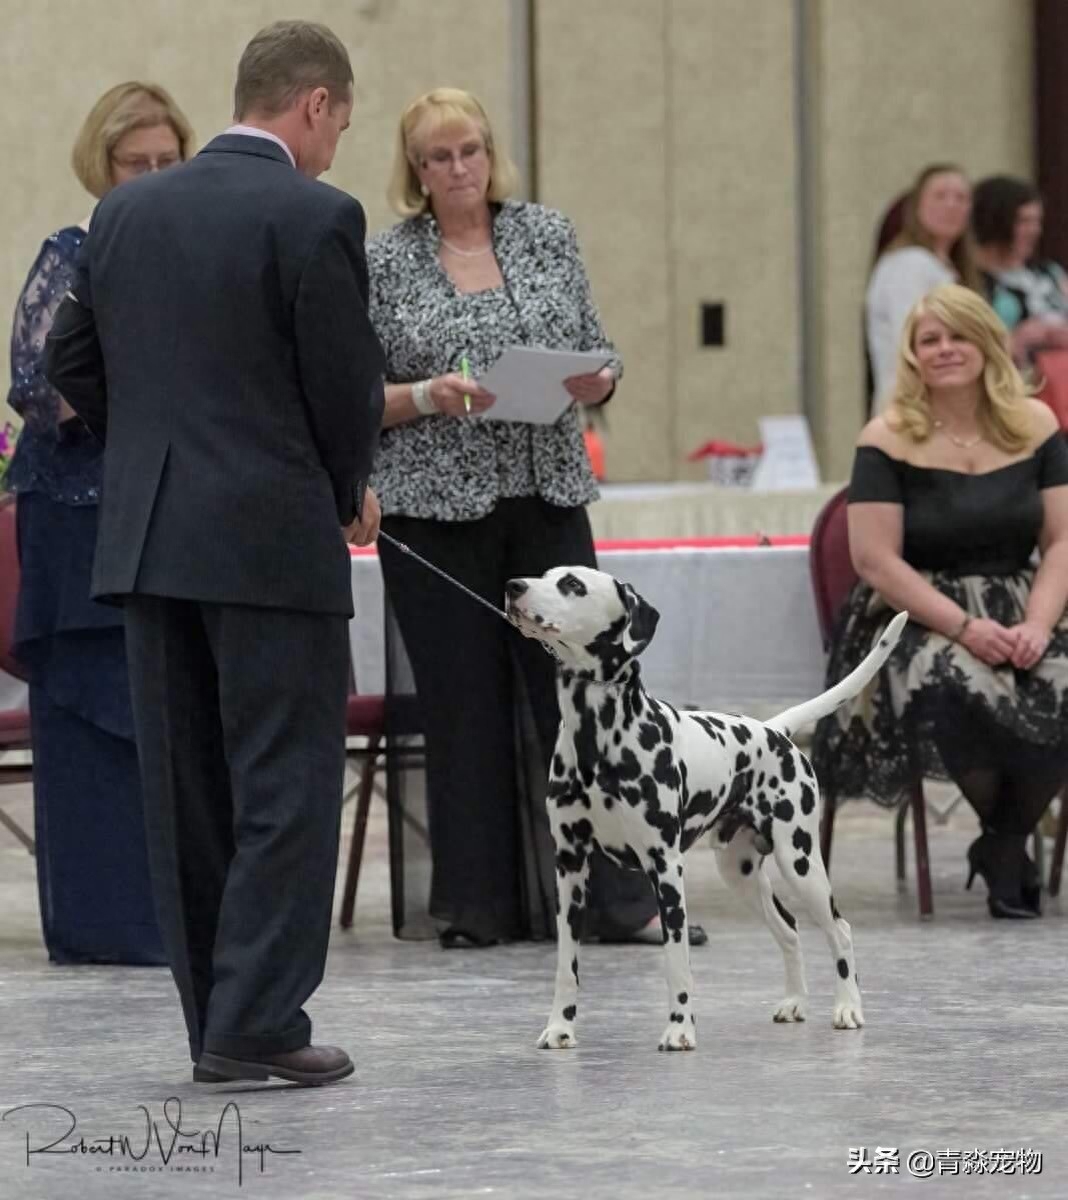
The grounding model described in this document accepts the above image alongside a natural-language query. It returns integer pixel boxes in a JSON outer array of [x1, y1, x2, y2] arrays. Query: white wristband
[[411, 379, 437, 416]]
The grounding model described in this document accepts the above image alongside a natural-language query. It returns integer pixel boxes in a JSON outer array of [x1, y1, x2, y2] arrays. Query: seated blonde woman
[[813, 284, 1068, 920]]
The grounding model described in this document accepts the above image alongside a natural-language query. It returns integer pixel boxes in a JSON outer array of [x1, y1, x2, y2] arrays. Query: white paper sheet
[[749, 415, 821, 490], [476, 347, 612, 424]]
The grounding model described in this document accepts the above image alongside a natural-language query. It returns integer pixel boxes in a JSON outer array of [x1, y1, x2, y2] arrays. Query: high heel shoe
[[966, 833, 1040, 920]]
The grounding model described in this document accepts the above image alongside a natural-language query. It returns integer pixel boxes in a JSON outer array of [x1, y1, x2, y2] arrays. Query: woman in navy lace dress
[[5, 83, 193, 963]]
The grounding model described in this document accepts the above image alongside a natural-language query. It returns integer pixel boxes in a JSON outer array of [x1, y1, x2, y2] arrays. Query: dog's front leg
[[653, 859, 697, 1051], [537, 814, 590, 1050]]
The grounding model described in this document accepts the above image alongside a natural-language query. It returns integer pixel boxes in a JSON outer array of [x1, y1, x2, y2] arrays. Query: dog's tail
[[766, 611, 908, 740]]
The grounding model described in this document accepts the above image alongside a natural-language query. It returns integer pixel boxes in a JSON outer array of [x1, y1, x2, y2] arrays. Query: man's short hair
[[234, 20, 353, 120]]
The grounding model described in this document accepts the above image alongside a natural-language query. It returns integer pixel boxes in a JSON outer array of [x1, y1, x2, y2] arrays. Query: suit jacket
[[44, 134, 384, 616]]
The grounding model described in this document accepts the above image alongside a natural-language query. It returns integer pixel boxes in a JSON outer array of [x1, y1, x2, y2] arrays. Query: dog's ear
[[617, 581, 660, 656]]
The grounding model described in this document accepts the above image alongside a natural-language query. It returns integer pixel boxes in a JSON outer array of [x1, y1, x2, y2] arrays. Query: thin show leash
[[375, 529, 562, 663]]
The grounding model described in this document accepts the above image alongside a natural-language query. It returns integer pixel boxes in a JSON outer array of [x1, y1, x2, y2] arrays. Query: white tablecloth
[[588, 483, 843, 541], [348, 543, 826, 715]]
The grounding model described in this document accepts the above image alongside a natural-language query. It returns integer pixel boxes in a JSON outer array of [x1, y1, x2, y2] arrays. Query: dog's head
[[505, 566, 660, 682]]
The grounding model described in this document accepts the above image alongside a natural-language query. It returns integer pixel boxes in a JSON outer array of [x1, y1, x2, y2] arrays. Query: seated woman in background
[[813, 284, 1068, 920], [972, 174, 1068, 363], [866, 164, 980, 410], [4, 82, 193, 963]]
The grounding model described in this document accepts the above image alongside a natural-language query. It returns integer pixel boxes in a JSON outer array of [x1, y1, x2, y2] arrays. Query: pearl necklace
[[933, 420, 983, 449], [440, 236, 493, 258]]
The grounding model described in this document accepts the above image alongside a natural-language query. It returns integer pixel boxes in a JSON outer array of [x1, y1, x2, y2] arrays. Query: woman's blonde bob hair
[[72, 82, 195, 200], [387, 87, 519, 218], [888, 284, 1032, 452]]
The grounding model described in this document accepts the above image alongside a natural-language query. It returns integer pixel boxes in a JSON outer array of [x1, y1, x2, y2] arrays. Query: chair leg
[[339, 739, 381, 930], [895, 800, 907, 882], [910, 780, 933, 918], [0, 804, 35, 855], [820, 790, 836, 870], [1049, 786, 1068, 899]]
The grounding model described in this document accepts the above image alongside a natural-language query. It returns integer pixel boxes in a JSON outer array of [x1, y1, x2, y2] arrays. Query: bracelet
[[411, 379, 437, 416], [950, 613, 972, 642]]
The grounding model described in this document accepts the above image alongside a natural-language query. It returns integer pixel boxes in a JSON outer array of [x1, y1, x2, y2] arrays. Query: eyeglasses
[[111, 154, 181, 175], [422, 143, 486, 170]]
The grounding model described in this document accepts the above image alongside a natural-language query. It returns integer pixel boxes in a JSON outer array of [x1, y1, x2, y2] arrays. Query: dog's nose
[[506, 579, 528, 599]]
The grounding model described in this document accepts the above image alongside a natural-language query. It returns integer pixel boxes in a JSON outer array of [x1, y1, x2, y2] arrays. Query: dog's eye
[[556, 573, 588, 598]]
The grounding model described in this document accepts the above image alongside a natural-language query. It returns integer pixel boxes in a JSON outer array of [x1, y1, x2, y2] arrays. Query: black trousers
[[379, 497, 657, 942], [124, 597, 349, 1061]]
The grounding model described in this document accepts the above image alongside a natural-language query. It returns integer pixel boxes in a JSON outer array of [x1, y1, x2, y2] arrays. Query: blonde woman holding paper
[[365, 87, 671, 950]]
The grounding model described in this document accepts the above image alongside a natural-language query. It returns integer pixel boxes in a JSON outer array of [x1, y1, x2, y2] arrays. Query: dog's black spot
[[574, 706, 599, 788], [735, 751, 752, 774], [772, 894, 797, 931], [757, 798, 771, 816], [551, 753, 566, 777], [562, 1004, 577, 1020], [603, 796, 614, 810], [583, 613, 629, 682], [653, 748, 680, 790], [798, 782, 816, 815], [638, 722, 661, 751], [767, 776, 778, 789], [740, 858, 754, 876], [670, 1012, 684, 1023], [693, 715, 725, 745], [830, 896, 842, 921], [656, 882, 686, 942], [837, 957, 849, 980], [557, 573, 587, 598], [731, 723, 753, 744], [773, 798, 795, 823], [793, 857, 809, 877], [613, 731, 622, 746], [571, 956, 579, 984], [792, 827, 812, 857], [572, 885, 583, 903], [766, 728, 798, 783], [801, 756, 815, 779], [649, 846, 669, 876], [599, 695, 617, 731], [756, 772, 765, 787], [677, 991, 688, 1004]]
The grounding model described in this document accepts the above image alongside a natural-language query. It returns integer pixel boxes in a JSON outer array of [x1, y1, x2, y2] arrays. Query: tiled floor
[[0, 779, 1064, 1199]]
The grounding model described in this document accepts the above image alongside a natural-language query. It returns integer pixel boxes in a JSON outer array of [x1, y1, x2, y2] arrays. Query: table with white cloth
[[348, 537, 827, 716], [588, 482, 843, 542]]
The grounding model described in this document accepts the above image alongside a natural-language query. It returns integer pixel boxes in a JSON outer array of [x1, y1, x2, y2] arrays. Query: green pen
[[460, 355, 472, 414]]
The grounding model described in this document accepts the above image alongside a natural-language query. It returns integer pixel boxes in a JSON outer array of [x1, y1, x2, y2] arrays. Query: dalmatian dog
[[504, 565, 906, 1052]]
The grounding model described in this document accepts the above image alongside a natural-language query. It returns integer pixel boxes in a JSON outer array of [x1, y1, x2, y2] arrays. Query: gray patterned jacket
[[366, 200, 621, 520]]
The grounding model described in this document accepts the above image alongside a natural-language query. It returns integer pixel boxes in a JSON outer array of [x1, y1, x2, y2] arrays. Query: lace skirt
[[811, 569, 1068, 808]]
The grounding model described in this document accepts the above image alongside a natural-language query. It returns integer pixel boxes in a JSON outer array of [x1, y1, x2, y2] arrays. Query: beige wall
[[811, 0, 1034, 480], [537, 0, 799, 483], [1, 0, 1036, 488]]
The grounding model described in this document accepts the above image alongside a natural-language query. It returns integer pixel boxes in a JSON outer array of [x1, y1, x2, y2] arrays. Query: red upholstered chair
[[337, 684, 427, 929], [808, 486, 933, 916], [0, 495, 35, 854], [337, 692, 386, 929]]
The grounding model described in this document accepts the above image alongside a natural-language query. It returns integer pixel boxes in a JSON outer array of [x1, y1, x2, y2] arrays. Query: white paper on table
[[476, 347, 612, 424], [749, 415, 821, 490]]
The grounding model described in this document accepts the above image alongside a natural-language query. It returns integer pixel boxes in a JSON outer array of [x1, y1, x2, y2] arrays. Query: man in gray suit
[[45, 20, 384, 1087]]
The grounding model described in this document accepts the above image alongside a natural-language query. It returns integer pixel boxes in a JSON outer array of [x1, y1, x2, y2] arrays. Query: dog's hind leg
[[770, 814, 864, 1029], [714, 832, 808, 1023], [537, 819, 591, 1049], [651, 858, 697, 1051]]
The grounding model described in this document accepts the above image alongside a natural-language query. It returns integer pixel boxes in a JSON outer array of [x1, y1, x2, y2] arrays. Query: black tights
[[938, 740, 1065, 837]]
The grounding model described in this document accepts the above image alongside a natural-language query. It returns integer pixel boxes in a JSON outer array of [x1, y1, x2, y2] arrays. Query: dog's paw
[[658, 1025, 697, 1051], [537, 1023, 577, 1049], [772, 996, 807, 1023], [832, 1002, 865, 1030]]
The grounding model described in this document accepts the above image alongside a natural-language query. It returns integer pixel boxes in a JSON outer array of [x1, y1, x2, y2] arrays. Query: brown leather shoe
[[195, 1045, 354, 1086]]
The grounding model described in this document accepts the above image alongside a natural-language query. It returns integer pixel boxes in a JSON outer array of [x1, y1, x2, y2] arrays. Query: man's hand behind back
[[344, 486, 381, 547]]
